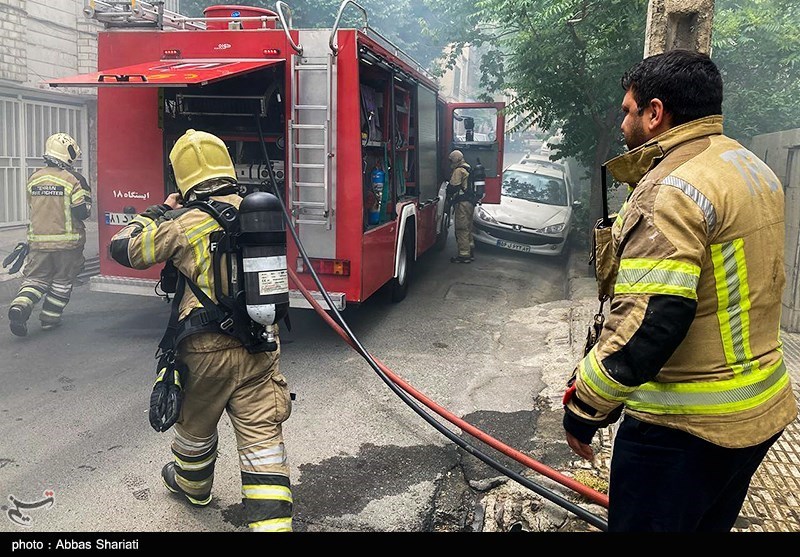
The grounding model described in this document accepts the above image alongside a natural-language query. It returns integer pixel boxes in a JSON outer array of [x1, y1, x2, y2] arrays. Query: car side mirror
[[572, 200, 582, 208]]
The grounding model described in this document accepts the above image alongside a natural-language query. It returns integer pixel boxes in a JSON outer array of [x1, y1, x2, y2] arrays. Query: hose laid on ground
[[254, 117, 608, 530], [288, 268, 609, 508]]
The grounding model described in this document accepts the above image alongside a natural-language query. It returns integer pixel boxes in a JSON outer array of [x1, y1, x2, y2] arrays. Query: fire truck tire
[[434, 209, 450, 252], [390, 235, 412, 303]]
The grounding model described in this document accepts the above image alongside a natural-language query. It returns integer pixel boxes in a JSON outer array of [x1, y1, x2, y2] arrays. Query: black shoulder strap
[[157, 273, 186, 354], [156, 199, 239, 355], [185, 199, 239, 233]]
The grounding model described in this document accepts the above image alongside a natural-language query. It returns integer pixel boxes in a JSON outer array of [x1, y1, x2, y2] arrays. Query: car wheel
[[391, 234, 412, 303], [434, 208, 450, 252]]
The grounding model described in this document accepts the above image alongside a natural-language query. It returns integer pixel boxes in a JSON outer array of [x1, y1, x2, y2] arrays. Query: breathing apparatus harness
[[157, 193, 290, 353], [149, 186, 290, 433]]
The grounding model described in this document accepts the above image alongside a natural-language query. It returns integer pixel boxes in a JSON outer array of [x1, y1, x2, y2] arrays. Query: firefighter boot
[[40, 318, 62, 331], [8, 304, 30, 337], [161, 462, 212, 507]]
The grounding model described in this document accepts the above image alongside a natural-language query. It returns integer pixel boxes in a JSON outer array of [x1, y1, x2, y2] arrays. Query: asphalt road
[[0, 225, 574, 533]]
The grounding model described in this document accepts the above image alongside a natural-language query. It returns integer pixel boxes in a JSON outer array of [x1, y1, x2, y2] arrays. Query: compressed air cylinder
[[238, 191, 289, 326]]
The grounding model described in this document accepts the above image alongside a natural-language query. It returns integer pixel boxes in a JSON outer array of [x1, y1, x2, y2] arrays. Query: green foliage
[[713, 0, 800, 142], [179, 0, 452, 68], [420, 0, 800, 231]]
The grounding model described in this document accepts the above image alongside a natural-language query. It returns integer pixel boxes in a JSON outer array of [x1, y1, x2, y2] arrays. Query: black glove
[[149, 355, 186, 432], [141, 204, 172, 222], [2, 242, 29, 274], [446, 183, 461, 198]]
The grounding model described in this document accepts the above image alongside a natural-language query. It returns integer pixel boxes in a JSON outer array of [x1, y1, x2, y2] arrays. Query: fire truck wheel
[[434, 208, 450, 252], [390, 235, 412, 303]]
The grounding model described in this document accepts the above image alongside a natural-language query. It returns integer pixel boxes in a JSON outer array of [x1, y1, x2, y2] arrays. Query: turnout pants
[[608, 415, 783, 532], [454, 200, 475, 257], [174, 333, 293, 532], [10, 247, 84, 325]]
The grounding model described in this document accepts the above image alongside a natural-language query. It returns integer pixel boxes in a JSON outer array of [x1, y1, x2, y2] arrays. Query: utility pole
[[644, 0, 715, 57]]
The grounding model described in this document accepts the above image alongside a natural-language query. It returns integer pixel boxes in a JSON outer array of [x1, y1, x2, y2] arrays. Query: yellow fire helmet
[[169, 129, 236, 197], [448, 149, 464, 164], [44, 133, 81, 166]]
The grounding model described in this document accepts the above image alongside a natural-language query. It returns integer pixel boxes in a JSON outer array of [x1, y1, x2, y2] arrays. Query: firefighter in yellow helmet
[[110, 129, 293, 532], [6, 133, 91, 336], [445, 149, 476, 263]]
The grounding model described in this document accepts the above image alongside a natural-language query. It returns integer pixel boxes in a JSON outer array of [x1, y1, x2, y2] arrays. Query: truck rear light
[[263, 48, 281, 57], [296, 257, 350, 276], [162, 49, 181, 59]]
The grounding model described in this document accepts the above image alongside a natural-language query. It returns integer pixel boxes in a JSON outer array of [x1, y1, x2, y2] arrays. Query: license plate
[[105, 212, 136, 226], [496, 239, 532, 253]]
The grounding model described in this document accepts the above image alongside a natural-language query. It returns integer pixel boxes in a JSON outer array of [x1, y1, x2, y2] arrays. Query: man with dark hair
[[562, 49, 797, 531]]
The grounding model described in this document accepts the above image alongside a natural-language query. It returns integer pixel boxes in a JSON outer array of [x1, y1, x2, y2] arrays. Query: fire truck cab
[[49, 1, 505, 309]]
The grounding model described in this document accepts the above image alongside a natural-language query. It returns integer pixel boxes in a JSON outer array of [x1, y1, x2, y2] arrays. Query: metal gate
[[0, 94, 87, 227]]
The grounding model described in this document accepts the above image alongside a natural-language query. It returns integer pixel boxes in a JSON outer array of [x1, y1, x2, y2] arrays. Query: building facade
[[0, 0, 178, 227]]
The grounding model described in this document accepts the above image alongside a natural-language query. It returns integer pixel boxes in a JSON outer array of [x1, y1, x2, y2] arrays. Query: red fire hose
[[288, 268, 609, 509]]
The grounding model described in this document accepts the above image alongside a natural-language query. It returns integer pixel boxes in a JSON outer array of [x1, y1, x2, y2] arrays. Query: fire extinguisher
[[369, 163, 384, 225]]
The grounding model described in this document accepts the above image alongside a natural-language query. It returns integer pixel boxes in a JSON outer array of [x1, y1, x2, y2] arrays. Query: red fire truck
[[49, 1, 505, 309]]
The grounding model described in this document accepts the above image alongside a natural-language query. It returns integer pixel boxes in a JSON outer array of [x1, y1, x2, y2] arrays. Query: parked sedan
[[472, 161, 577, 256]]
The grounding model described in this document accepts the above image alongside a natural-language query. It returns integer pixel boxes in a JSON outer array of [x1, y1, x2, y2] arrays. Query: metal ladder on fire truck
[[276, 1, 335, 231], [85, 0, 207, 29], [282, 0, 434, 232]]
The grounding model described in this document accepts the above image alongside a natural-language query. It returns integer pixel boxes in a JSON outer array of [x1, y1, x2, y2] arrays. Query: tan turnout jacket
[[568, 116, 797, 448]]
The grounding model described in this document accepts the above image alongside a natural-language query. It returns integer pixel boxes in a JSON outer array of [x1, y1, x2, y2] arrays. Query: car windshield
[[502, 170, 567, 206]]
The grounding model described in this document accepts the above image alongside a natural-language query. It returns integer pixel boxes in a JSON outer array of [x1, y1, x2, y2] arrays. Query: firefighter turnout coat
[[565, 116, 797, 448], [109, 193, 294, 532], [27, 166, 91, 250]]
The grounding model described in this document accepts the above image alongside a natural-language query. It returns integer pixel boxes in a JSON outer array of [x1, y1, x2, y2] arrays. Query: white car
[[472, 161, 577, 256]]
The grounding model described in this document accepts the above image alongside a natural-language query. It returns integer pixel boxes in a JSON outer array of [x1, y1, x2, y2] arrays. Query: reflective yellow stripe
[[28, 233, 81, 242], [184, 493, 211, 506], [248, 517, 292, 532], [711, 239, 757, 375], [140, 220, 158, 265], [189, 232, 214, 299], [242, 485, 293, 503], [45, 297, 67, 309], [174, 454, 216, 472], [28, 174, 74, 192], [174, 476, 212, 490], [20, 286, 45, 297], [70, 189, 87, 204], [615, 258, 700, 300], [578, 348, 635, 403], [627, 359, 789, 414], [185, 216, 218, 244]]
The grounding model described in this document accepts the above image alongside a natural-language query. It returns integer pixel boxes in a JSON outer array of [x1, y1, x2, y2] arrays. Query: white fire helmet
[[45, 133, 81, 166]]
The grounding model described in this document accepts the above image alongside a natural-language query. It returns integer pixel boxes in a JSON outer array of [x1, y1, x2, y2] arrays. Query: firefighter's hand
[[163, 193, 183, 210], [149, 365, 184, 432], [566, 431, 595, 461]]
